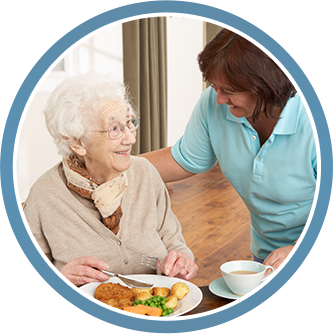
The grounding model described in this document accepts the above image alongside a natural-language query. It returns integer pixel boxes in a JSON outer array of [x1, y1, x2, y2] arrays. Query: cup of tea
[[16, 295, 51, 318], [220, 260, 275, 296]]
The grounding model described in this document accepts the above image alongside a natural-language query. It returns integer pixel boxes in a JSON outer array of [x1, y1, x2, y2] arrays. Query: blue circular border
[[1, 1, 332, 332]]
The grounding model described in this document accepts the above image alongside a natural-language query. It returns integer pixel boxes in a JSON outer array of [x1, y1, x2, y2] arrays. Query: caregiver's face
[[83, 100, 136, 183], [211, 81, 257, 119]]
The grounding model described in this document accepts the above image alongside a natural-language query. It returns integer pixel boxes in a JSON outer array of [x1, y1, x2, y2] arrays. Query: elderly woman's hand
[[158, 250, 198, 281], [263, 245, 294, 272], [61, 256, 110, 287]]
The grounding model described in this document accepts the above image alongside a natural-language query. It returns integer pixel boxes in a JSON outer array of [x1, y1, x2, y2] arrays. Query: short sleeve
[[171, 88, 217, 174]]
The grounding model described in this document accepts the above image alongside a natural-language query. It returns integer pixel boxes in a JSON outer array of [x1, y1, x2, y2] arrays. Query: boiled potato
[[165, 294, 177, 309], [153, 287, 170, 297], [171, 282, 190, 300], [134, 290, 153, 302], [131, 287, 153, 297]]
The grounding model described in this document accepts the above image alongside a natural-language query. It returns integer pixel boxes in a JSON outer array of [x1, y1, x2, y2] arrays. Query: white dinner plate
[[209, 277, 240, 300], [271, 278, 304, 318], [79, 274, 203, 317]]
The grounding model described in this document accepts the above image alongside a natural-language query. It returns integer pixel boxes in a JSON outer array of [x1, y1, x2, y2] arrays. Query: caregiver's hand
[[159, 250, 198, 281], [61, 256, 110, 286], [263, 245, 294, 273]]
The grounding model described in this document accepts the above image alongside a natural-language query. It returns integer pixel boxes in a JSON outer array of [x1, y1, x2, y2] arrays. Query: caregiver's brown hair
[[198, 28, 296, 122]]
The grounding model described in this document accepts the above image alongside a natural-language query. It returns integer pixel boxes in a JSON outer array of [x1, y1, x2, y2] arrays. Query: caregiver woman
[[143, 29, 317, 270], [23, 72, 197, 286]]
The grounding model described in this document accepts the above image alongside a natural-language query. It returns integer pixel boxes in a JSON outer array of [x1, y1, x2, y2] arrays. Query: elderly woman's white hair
[[44, 71, 134, 158]]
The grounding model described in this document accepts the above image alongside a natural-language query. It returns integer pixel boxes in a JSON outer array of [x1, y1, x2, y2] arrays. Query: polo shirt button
[[256, 157, 260, 161], [252, 135, 256, 140], [123, 260, 128, 265], [117, 241, 122, 246]]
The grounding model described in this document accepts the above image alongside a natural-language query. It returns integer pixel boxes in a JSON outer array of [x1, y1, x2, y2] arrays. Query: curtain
[[122, 17, 168, 155], [203, 22, 222, 44], [202, 22, 222, 90]]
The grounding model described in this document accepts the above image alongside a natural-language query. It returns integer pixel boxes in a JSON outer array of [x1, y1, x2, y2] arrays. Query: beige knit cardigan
[[23, 156, 193, 275]]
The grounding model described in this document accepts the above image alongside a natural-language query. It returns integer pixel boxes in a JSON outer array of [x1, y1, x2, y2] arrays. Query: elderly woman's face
[[81, 100, 136, 183]]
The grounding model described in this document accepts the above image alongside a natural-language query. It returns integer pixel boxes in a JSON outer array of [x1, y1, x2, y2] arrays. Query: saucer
[[209, 277, 241, 300]]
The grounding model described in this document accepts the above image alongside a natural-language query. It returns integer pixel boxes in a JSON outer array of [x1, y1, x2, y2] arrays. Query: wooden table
[[51, 274, 304, 318]]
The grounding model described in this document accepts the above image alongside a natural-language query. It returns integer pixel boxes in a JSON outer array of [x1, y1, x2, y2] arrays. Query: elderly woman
[[23, 72, 197, 287], [143, 28, 317, 271]]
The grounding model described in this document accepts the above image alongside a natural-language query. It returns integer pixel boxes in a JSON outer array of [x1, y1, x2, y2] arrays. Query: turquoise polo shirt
[[171, 87, 317, 259]]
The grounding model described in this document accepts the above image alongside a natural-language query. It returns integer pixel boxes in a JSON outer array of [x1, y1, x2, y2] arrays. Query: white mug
[[16, 295, 51, 318], [220, 260, 274, 296]]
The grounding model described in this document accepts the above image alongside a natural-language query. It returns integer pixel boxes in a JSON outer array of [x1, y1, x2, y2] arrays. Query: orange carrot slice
[[123, 304, 148, 315], [286, 295, 304, 307], [281, 285, 304, 299], [124, 304, 163, 317], [145, 306, 163, 317]]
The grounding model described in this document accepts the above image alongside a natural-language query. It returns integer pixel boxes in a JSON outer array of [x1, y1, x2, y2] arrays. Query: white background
[[15, 0, 333, 334]]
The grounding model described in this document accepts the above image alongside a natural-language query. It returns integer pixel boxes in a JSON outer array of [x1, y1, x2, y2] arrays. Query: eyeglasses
[[92, 115, 140, 140]]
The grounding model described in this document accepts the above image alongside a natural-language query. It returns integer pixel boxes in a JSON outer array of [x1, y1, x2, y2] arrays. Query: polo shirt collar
[[273, 93, 300, 135], [226, 110, 246, 123], [226, 93, 301, 135]]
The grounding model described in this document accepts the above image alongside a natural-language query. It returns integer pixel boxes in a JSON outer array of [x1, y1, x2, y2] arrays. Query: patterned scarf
[[62, 155, 128, 234]]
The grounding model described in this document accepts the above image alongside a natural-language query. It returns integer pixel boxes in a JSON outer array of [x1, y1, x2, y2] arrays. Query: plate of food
[[271, 278, 304, 318], [79, 274, 202, 317]]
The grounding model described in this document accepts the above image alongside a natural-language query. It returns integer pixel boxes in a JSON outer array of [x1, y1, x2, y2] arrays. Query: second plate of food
[[79, 274, 202, 317]]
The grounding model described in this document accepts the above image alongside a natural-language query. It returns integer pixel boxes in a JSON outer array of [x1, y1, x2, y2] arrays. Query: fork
[[141, 255, 159, 270]]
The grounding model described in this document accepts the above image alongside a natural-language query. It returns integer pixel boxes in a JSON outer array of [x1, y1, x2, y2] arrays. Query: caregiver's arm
[[141, 147, 195, 183]]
